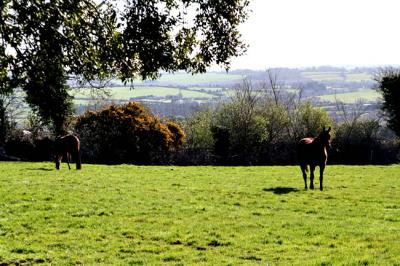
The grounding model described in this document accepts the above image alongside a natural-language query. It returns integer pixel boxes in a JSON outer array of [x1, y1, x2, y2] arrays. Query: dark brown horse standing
[[297, 127, 331, 190], [54, 134, 81, 170]]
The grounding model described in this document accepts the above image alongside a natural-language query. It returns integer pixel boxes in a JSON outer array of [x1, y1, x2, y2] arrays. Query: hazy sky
[[229, 0, 400, 69]]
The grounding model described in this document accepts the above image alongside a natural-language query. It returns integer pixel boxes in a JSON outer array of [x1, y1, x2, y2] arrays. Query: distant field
[[73, 86, 381, 106], [317, 89, 380, 103], [72, 86, 217, 101], [302, 71, 345, 81], [71, 71, 376, 106], [0, 163, 398, 265], [110, 72, 244, 86], [346, 72, 373, 82], [187, 87, 225, 92], [156, 72, 244, 84], [302, 71, 372, 82]]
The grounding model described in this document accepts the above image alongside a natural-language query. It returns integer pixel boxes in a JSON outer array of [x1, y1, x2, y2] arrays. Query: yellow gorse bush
[[75, 102, 186, 164]]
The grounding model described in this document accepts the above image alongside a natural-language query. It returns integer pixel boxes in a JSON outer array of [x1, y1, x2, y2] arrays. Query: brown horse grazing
[[54, 134, 81, 170], [297, 127, 331, 190]]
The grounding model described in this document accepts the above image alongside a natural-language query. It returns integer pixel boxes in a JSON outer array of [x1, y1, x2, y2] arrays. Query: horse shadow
[[24, 168, 53, 171], [263, 187, 300, 195]]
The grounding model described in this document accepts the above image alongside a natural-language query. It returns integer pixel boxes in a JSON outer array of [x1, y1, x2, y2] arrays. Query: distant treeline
[[3, 80, 398, 166]]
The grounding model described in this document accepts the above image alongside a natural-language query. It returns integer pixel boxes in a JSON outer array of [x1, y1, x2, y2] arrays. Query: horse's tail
[[76, 149, 82, 170], [74, 136, 82, 170]]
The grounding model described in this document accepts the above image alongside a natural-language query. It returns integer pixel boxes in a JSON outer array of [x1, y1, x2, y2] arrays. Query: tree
[[0, 50, 11, 145], [1, 0, 118, 133], [184, 108, 214, 151], [260, 100, 290, 144], [1, 0, 249, 133], [291, 101, 333, 141], [212, 80, 265, 164], [375, 68, 400, 137], [0, 38, 20, 145]]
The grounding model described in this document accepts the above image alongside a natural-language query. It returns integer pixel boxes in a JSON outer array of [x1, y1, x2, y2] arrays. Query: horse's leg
[[310, 165, 315, 190], [319, 164, 325, 191], [55, 155, 61, 170], [66, 152, 71, 170], [300, 165, 307, 189]]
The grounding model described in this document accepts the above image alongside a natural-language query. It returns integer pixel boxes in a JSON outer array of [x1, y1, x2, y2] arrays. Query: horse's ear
[[327, 126, 331, 132], [322, 126, 326, 132]]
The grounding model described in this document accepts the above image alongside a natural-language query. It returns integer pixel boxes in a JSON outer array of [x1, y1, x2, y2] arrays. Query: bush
[[331, 120, 399, 164], [4, 129, 53, 161], [75, 102, 186, 164]]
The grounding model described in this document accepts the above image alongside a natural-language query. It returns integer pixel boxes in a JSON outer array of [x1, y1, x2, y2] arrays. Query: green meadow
[[69, 71, 245, 105], [72, 86, 216, 101], [301, 72, 372, 82], [155, 73, 244, 85], [0, 163, 398, 265], [317, 89, 380, 103]]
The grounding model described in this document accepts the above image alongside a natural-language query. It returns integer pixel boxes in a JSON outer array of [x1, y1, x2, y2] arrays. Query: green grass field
[[345, 73, 373, 82], [302, 71, 345, 81], [72, 86, 216, 101], [302, 72, 372, 82], [156, 73, 244, 85], [0, 163, 398, 265], [317, 89, 380, 103]]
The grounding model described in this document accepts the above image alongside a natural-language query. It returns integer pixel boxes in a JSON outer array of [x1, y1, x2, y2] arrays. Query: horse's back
[[55, 134, 81, 170], [297, 137, 327, 166], [298, 137, 316, 165], [55, 134, 80, 153], [297, 138, 313, 155], [298, 137, 313, 146]]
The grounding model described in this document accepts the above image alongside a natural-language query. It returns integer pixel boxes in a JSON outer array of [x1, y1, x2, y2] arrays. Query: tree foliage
[[292, 101, 333, 140], [375, 68, 400, 137], [0, 0, 249, 133], [212, 82, 265, 163], [75, 102, 186, 164], [119, 0, 249, 80], [1, 0, 118, 133], [182, 76, 334, 165]]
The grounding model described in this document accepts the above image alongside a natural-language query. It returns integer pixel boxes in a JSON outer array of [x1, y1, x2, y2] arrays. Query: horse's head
[[318, 126, 331, 148]]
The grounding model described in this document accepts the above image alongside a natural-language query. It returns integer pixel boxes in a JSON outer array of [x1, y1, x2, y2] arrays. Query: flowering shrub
[[75, 102, 186, 164]]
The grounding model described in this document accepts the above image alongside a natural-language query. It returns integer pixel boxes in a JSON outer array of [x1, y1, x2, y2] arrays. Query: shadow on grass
[[24, 168, 53, 171], [263, 187, 300, 195]]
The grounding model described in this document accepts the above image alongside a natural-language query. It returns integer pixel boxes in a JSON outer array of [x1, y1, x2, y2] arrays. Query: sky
[[228, 0, 400, 70]]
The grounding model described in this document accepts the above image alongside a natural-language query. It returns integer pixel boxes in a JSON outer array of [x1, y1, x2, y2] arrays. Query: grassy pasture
[[317, 89, 380, 103], [156, 73, 244, 85], [302, 72, 372, 82], [302, 71, 344, 81], [72, 86, 216, 101], [345, 72, 373, 82], [0, 163, 399, 265]]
